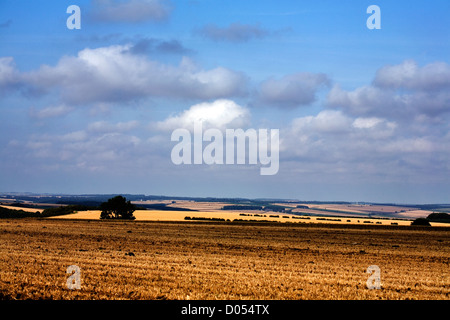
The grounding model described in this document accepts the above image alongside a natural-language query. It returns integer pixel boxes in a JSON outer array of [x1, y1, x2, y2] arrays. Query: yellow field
[[0, 205, 44, 213], [0, 219, 449, 300], [49, 209, 449, 227]]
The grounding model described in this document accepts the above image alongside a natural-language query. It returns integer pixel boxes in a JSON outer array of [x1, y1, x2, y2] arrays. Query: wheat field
[[0, 218, 449, 300], [48, 209, 443, 226]]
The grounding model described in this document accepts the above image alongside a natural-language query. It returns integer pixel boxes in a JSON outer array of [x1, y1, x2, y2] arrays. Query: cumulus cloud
[[352, 117, 383, 129], [276, 60, 450, 186], [374, 60, 450, 91], [29, 105, 74, 119], [87, 120, 140, 133], [280, 107, 449, 183], [290, 110, 352, 135], [18, 120, 146, 172], [254, 72, 330, 108], [21, 44, 248, 104], [379, 137, 436, 154], [351, 117, 397, 140], [287, 111, 397, 154], [156, 99, 250, 131], [327, 84, 405, 117], [327, 60, 450, 119], [91, 0, 172, 23], [75, 34, 191, 56], [0, 57, 21, 92], [196, 22, 269, 43]]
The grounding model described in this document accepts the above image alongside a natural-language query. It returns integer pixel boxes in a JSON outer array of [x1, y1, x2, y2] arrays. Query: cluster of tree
[[41, 205, 97, 217], [263, 205, 288, 212], [222, 205, 263, 210], [411, 212, 450, 226], [184, 216, 227, 221], [221, 204, 290, 212], [0, 206, 41, 218], [426, 212, 450, 223], [411, 218, 432, 226], [0, 204, 96, 219], [100, 196, 136, 220], [1, 196, 137, 220]]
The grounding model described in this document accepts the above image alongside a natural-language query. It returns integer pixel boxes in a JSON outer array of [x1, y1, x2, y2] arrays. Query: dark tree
[[100, 196, 136, 220], [411, 217, 431, 226], [426, 212, 450, 223]]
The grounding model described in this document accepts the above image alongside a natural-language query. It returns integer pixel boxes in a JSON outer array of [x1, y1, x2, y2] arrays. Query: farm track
[[0, 219, 449, 300]]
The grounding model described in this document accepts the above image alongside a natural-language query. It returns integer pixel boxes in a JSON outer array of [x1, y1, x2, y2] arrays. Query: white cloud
[[18, 120, 146, 172], [255, 72, 330, 108], [282, 109, 409, 177], [380, 138, 436, 153], [374, 60, 450, 91], [327, 60, 450, 119], [156, 99, 250, 131], [352, 117, 397, 139], [23, 45, 248, 104], [29, 104, 74, 119], [291, 110, 352, 134], [277, 61, 450, 186], [352, 117, 383, 129], [0, 57, 21, 91], [87, 120, 140, 133], [60, 131, 88, 142], [327, 84, 402, 117], [288, 111, 398, 144]]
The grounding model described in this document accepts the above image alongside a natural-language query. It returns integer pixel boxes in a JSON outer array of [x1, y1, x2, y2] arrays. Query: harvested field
[[132, 200, 228, 212], [271, 203, 436, 220], [0, 219, 449, 300], [309, 204, 432, 219]]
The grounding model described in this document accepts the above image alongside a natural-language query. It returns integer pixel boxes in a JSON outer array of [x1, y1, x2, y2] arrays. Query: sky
[[0, 0, 449, 204]]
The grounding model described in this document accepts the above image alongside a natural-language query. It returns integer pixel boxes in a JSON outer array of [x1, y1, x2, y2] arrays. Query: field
[[133, 200, 436, 220], [48, 209, 449, 227], [0, 218, 449, 300], [0, 205, 44, 213]]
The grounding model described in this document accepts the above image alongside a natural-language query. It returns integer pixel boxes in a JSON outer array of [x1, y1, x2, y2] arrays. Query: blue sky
[[0, 0, 449, 203]]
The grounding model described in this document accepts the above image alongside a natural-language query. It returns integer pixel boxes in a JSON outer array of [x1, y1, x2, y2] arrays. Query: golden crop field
[[0, 218, 449, 300], [49, 209, 449, 227], [0, 205, 44, 213]]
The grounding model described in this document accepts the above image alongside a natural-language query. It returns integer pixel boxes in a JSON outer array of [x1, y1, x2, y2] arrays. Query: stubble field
[[0, 218, 449, 300]]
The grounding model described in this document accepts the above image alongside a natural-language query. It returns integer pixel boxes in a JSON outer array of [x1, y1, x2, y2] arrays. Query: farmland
[[48, 209, 448, 227], [0, 218, 449, 300]]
